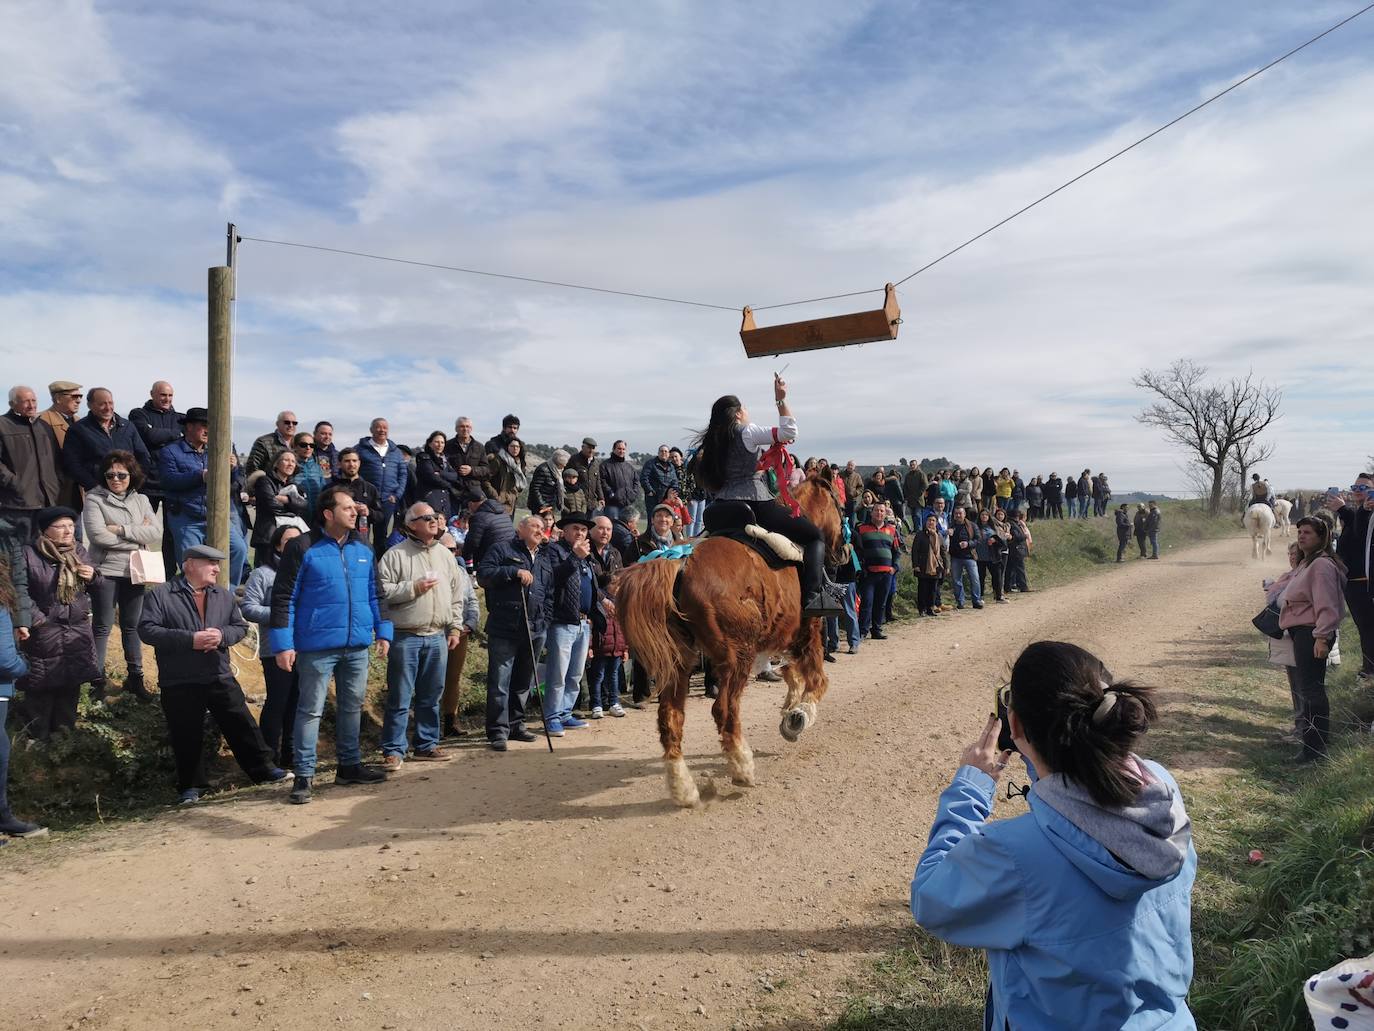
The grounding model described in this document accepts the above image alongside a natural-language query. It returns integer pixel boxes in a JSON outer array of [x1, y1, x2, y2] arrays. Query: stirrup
[[801, 581, 847, 618]]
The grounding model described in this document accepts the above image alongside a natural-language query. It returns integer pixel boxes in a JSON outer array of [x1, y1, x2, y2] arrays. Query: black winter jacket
[[138, 576, 248, 687], [128, 402, 184, 496], [415, 451, 460, 518], [63, 413, 153, 492], [443, 437, 491, 496], [527, 460, 564, 515], [19, 543, 100, 691], [948, 519, 978, 561], [465, 499, 515, 570], [599, 456, 640, 510], [476, 538, 551, 639], [539, 539, 603, 627]]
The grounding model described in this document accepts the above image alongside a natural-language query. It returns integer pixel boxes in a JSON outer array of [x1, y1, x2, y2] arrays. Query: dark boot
[[800, 540, 846, 618], [0, 810, 47, 838], [124, 669, 154, 703]]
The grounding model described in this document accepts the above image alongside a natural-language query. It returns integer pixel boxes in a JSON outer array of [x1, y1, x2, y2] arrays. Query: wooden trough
[[739, 283, 900, 358]]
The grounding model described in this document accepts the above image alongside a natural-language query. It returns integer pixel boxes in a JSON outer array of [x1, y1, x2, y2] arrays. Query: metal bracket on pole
[[226, 222, 240, 299]]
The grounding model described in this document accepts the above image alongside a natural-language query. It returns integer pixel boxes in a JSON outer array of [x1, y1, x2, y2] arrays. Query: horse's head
[[793, 479, 844, 559]]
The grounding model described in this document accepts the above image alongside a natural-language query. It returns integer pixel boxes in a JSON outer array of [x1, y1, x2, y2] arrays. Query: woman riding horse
[[689, 374, 846, 618]]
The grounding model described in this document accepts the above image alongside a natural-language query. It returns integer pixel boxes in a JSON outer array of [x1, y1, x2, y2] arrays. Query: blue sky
[[1, 0, 1371, 491]]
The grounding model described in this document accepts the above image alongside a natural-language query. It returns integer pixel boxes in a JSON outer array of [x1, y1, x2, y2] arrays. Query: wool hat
[[47, 381, 81, 396], [35, 506, 79, 532], [183, 544, 227, 562]]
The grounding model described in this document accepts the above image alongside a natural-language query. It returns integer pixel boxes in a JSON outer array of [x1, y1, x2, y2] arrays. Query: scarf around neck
[[495, 449, 529, 492], [36, 535, 82, 604]]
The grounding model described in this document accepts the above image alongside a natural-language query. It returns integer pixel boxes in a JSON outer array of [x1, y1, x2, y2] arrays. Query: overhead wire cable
[[236, 236, 740, 311], [239, 4, 1372, 318], [749, 1, 1374, 311]]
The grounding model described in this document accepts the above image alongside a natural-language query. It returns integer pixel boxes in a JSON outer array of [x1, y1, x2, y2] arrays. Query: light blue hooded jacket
[[912, 759, 1196, 1030]]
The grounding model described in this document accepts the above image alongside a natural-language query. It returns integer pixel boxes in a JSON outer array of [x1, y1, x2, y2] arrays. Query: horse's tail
[[615, 559, 694, 683]]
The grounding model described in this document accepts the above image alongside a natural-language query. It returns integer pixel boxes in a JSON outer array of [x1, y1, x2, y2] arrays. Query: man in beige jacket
[[377, 502, 477, 766]]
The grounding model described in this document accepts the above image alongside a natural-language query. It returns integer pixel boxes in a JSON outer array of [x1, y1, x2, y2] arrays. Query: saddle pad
[[637, 542, 695, 563], [744, 524, 803, 562], [704, 528, 800, 571]]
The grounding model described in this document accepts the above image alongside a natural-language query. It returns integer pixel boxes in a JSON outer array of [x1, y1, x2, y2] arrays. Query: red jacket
[[592, 612, 628, 657]]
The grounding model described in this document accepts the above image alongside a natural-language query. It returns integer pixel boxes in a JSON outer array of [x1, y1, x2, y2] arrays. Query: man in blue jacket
[[62, 388, 152, 494], [270, 484, 393, 803], [476, 515, 550, 751], [356, 417, 408, 558], [158, 408, 249, 585], [538, 512, 608, 733]]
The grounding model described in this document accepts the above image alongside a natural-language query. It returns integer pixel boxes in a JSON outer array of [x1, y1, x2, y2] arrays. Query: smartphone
[[993, 683, 1017, 753]]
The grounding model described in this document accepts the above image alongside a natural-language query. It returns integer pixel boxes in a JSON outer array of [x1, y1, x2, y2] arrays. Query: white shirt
[[739, 415, 797, 455]]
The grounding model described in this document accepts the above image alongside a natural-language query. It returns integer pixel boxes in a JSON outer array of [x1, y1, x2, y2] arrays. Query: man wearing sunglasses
[[1328, 473, 1374, 681], [246, 410, 298, 476], [376, 503, 477, 767]]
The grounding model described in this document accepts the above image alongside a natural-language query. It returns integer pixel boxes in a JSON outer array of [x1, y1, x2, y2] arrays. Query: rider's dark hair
[[1009, 641, 1156, 808], [688, 394, 743, 495]]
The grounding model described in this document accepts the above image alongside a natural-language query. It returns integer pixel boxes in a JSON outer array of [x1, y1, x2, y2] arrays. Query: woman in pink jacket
[[1265, 516, 1346, 762]]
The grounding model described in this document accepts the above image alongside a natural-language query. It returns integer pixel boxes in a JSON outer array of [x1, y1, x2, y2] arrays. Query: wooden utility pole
[[207, 263, 233, 585]]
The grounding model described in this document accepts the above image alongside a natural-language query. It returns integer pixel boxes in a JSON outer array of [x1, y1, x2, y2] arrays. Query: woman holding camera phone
[[912, 641, 1196, 1029]]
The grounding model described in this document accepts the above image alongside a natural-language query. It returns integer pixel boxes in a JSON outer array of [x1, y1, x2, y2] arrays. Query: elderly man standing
[[377, 503, 476, 768], [538, 512, 607, 734], [357, 417, 408, 557], [159, 408, 249, 584], [1, 385, 62, 551], [63, 388, 152, 495], [476, 514, 550, 751], [445, 416, 490, 498], [567, 437, 603, 514], [129, 381, 183, 570], [528, 448, 569, 519], [271, 485, 392, 803], [138, 544, 284, 804], [247, 411, 297, 476], [38, 381, 84, 511]]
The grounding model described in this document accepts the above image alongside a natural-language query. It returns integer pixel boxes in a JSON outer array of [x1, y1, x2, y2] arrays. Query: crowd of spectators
[[0, 376, 1158, 819]]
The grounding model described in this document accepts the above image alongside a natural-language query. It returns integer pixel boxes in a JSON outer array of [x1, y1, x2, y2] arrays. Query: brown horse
[[615, 479, 845, 806]]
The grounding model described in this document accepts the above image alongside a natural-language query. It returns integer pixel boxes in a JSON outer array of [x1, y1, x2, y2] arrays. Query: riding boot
[[800, 539, 846, 618]]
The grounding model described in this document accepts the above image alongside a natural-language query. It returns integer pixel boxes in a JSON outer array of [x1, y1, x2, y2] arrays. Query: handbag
[[129, 549, 166, 586], [1252, 602, 1283, 640]]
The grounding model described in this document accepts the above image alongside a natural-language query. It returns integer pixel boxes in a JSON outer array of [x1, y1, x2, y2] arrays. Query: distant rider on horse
[[689, 374, 847, 618]]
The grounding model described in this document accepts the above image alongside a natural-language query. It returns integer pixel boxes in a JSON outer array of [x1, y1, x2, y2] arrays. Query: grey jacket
[[81, 487, 163, 578]]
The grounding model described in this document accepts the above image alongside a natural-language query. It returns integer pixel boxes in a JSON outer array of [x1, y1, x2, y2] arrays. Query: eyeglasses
[[296, 443, 315, 450], [281, 420, 298, 426], [1351, 484, 1372, 493], [409, 514, 441, 523], [65, 393, 84, 401], [105, 471, 129, 481]]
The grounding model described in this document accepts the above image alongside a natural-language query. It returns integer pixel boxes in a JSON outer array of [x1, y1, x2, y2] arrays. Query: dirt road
[[0, 535, 1283, 1030]]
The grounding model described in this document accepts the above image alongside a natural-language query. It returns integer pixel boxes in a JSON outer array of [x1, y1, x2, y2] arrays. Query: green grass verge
[[829, 617, 1374, 1031]]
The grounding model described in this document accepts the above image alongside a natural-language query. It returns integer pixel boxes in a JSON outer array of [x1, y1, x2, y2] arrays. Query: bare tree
[[1134, 360, 1282, 515]]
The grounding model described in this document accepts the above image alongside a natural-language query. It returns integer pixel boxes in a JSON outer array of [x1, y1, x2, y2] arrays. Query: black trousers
[[13, 686, 80, 742], [1136, 533, 1148, 557], [259, 658, 300, 767], [1116, 531, 1130, 561], [160, 679, 275, 791], [1344, 580, 1374, 675], [978, 559, 1005, 600], [1288, 626, 1329, 757], [916, 574, 940, 613]]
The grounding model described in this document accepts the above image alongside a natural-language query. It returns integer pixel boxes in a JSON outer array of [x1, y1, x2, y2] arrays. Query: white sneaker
[[589, 707, 604, 719], [609, 704, 626, 717]]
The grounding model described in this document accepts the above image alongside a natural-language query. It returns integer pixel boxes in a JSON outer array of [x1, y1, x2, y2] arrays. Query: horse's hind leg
[[713, 664, 755, 786], [658, 670, 698, 807]]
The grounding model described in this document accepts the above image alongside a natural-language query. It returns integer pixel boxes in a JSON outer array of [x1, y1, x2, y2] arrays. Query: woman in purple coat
[[16, 507, 101, 739]]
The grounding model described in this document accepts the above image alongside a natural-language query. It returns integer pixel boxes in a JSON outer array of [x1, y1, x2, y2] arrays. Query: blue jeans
[[686, 499, 706, 538], [1148, 530, 1159, 557], [166, 508, 248, 586], [600, 505, 623, 522], [485, 631, 543, 741], [381, 632, 447, 757], [859, 573, 891, 636], [0, 698, 10, 816], [588, 656, 623, 709], [293, 646, 371, 777], [825, 581, 860, 651], [1077, 497, 1090, 519], [543, 620, 591, 723], [952, 558, 982, 606]]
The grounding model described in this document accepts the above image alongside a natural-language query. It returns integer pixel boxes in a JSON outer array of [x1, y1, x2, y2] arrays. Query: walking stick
[[519, 588, 555, 753]]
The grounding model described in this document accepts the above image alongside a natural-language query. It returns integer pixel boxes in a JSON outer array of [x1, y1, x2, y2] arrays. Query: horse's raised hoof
[[780, 710, 805, 742], [664, 756, 700, 808]]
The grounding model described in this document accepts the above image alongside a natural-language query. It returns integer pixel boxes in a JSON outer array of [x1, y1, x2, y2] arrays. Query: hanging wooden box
[[739, 283, 900, 358]]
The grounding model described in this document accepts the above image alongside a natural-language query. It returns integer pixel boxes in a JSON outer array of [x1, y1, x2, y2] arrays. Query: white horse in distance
[[1245, 503, 1276, 559], [1273, 497, 1293, 536]]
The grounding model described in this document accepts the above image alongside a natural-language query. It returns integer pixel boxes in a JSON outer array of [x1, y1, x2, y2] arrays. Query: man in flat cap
[[138, 543, 284, 804], [38, 381, 84, 512], [536, 512, 611, 734]]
